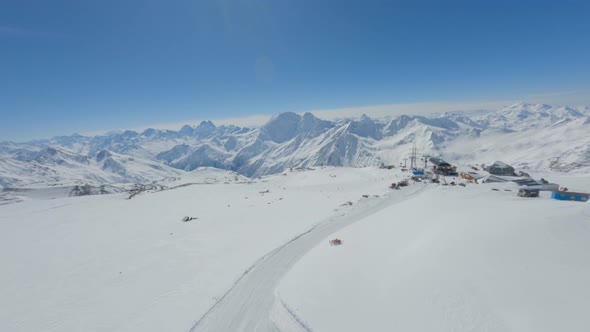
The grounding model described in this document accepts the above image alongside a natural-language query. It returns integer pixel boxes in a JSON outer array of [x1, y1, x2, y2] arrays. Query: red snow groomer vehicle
[[330, 238, 342, 246]]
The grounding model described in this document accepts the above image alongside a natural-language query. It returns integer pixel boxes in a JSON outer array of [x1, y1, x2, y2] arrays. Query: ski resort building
[[429, 157, 458, 176], [551, 191, 589, 202], [484, 161, 515, 176]]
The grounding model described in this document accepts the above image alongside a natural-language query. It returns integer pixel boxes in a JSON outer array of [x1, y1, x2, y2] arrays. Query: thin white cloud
[[526, 90, 578, 99], [308, 100, 513, 120], [523, 89, 590, 106], [309, 90, 590, 120]]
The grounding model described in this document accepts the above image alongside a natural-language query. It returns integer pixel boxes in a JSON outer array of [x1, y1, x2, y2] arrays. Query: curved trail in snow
[[189, 184, 427, 332]]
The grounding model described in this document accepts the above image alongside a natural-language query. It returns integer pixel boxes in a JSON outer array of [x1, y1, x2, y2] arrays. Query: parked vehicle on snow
[[330, 238, 342, 246]]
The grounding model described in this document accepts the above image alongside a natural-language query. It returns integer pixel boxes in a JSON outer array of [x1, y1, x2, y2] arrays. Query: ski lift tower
[[409, 145, 418, 170], [422, 154, 430, 170]]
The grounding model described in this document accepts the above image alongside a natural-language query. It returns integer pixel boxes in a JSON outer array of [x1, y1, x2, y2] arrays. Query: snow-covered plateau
[[278, 176, 590, 332], [1, 102, 590, 332], [1, 166, 589, 332]]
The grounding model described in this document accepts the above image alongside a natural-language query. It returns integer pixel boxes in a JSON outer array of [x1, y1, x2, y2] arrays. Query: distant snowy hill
[[1, 102, 589, 187], [470, 103, 587, 130], [0, 146, 184, 188]]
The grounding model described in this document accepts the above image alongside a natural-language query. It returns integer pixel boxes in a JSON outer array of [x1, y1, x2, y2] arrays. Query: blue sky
[[1, 0, 589, 141]]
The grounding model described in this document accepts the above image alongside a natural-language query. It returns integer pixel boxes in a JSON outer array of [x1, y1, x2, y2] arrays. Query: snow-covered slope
[[1, 165, 589, 331], [0, 166, 405, 332], [444, 117, 590, 173], [0, 147, 184, 188], [279, 181, 590, 332], [1, 102, 589, 187], [472, 103, 583, 130]]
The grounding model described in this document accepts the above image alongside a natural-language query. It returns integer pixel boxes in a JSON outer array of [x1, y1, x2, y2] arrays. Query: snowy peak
[[179, 125, 194, 136], [295, 112, 334, 137], [382, 114, 461, 137], [383, 115, 414, 136], [142, 128, 156, 136], [345, 116, 383, 140], [501, 102, 552, 113], [261, 112, 302, 143], [194, 120, 216, 138], [120, 130, 139, 140], [447, 114, 485, 129]]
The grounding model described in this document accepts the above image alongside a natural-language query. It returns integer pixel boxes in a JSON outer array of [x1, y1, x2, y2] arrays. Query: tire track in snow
[[189, 184, 427, 332], [276, 296, 314, 332]]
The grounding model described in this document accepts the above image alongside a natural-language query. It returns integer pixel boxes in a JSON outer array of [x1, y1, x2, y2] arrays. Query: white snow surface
[[2, 165, 588, 332], [0, 167, 406, 332], [190, 178, 425, 332], [279, 176, 590, 332]]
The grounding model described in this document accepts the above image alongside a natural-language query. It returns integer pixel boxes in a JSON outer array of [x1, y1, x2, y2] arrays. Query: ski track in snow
[[188, 184, 427, 332]]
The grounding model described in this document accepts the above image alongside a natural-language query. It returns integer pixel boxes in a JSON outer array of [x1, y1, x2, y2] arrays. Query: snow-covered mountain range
[[1, 102, 589, 188]]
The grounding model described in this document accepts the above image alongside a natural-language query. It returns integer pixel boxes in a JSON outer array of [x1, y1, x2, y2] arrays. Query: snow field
[[191, 178, 427, 331], [0, 167, 405, 332], [278, 179, 590, 332]]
